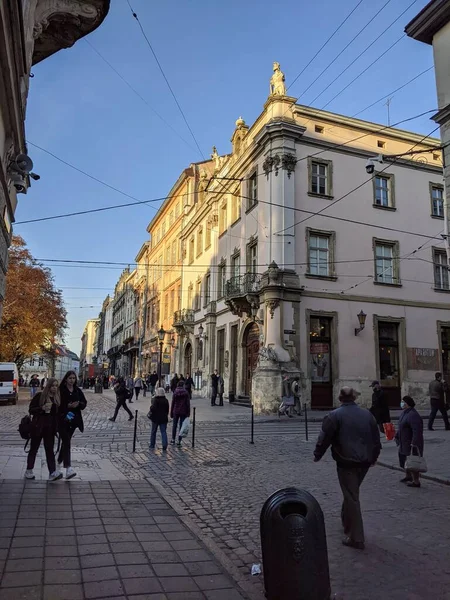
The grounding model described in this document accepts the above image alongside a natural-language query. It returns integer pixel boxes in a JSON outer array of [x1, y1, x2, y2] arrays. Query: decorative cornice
[[405, 0, 450, 45]]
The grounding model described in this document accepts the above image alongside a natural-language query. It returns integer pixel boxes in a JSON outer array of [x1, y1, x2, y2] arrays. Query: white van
[[0, 363, 19, 405]]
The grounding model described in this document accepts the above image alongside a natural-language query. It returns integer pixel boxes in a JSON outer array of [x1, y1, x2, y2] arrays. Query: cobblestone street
[[1, 390, 450, 598]]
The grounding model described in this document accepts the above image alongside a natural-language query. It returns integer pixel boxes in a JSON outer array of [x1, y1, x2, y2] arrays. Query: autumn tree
[[0, 236, 66, 371]]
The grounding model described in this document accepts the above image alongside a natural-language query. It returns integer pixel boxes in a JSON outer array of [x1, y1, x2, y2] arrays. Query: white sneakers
[[65, 467, 76, 480], [48, 471, 63, 482], [24, 470, 35, 480]]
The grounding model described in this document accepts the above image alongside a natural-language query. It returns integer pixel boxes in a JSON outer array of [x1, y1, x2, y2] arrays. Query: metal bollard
[[250, 404, 254, 444], [260, 487, 331, 600], [304, 402, 308, 441], [132, 410, 138, 453], [191, 406, 196, 448]]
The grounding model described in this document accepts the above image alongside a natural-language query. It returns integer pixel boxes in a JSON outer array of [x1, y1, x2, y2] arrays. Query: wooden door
[[245, 323, 260, 396], [310, 317, 333, 409]]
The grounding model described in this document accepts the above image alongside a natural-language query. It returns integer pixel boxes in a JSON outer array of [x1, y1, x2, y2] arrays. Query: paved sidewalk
[[0, 479, 248, 600]]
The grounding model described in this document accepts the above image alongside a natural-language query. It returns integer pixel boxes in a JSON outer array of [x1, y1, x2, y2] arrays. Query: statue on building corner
[[270, 62, 286, 97], [211, 146, 224, 173]]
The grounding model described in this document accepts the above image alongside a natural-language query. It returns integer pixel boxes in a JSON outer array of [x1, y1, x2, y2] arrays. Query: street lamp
[[354, 310, 367, 336], [158, 325, 166, 385]]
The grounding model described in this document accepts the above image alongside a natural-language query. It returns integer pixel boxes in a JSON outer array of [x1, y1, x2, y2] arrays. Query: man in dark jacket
[[428, 372, 450, 431], [184, 373, 194, 399], [149, 387, 169, 450], [369, 380, 390, 434], [149, 371, 159, 396], [314, 387, 381, 550], [211, 370, 219, 406]]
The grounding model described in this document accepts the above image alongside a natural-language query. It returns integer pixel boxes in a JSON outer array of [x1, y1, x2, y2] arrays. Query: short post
[[191, 406, 196, 448], [250, 404, 254, 444], [132, 409, 138, 453], [304, 402, 308, 441]]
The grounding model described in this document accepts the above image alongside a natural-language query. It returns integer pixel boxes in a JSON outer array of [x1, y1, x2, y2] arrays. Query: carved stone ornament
[[259, 345, 278, 362], [269, 62, 287, 97], [281, 153, 297, 178], [265, 299, 280, 319], [211, 211, 219, 225], [262, 156, 274, 179]]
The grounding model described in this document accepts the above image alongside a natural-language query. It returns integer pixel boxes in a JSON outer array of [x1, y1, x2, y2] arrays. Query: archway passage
[[184, 343, 192, 377], [244, 322, 260, 396]]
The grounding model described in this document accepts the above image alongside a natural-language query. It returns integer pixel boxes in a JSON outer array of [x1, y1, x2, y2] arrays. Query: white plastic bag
[[179, 417, 190, 438]]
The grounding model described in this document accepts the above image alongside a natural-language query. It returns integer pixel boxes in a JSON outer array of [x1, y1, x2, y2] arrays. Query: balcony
[[173, 309, 195, 335], [224, 274, 261, 317]]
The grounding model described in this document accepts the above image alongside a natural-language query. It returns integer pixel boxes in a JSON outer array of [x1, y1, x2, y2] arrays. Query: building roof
[[405, 0, 450, 44]]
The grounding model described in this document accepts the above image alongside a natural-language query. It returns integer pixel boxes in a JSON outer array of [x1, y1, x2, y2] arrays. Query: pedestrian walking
[[149, 371, 159, 396], [57, 370, 86, 480], [217, 372, 224, 406], [396, 395, 424, 488], [170, 380, 190, 446], [149, 387, 169, 451], [314, 387, 381, 550], [126, 375, 134, 403], [170, 373, 179, 393], [369, 380, 391, 434], [184, 373, 194, 399], [40, 376, 46, 390], [211, 369, 219, 406], [428, 372, 450, 430], [29, 374, 40, 398], [109, 377, 134, 422], [292, 377, 302, 415], [25, 378, 63, 481], [134, 375, 143, 400]]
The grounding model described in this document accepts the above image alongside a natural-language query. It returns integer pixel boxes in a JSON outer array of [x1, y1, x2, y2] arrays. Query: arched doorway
[[244, 323, 260, 396], [184, 343, 192, 376]]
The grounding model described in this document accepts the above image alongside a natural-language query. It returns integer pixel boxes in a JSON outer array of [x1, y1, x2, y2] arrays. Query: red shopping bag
[[383, 422, 395, 441]]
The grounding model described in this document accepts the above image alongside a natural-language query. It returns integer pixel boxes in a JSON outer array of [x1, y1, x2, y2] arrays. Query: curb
[[145, 475, 261, 600], [377, 460, 450, 486]]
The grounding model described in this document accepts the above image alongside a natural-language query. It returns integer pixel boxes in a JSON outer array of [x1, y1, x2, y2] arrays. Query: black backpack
[[18, 415, 32, 451]]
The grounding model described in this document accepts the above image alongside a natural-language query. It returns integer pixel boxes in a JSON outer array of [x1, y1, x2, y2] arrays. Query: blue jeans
[[171, 415, 185, 442], [150, 422, 168, 449]]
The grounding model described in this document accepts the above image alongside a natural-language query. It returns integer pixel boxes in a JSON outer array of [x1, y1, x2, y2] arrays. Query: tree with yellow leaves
[[0, 236, 66, 371]]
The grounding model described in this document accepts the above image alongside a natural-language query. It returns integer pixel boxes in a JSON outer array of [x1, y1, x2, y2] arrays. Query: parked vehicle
[[0, 363, 19, 405]]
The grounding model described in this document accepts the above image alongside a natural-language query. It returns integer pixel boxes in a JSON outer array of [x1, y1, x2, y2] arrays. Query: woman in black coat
[[369, 380, 391, 434], [395, 395, 424, 488], [149, 387, 170, 450], [58, 370, 87, 479]]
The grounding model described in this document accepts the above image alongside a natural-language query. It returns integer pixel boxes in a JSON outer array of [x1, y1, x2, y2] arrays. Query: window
[[219, 202, 227, 235], [377, 140, 386, 149], [308, 232, 333, 277], [158, 255, 163, 279], [170, 290, 174, 317], [161, 220, 166, 236], [231, 253, 240, 280], [205, 220, 212, 249], [315, 125, 324, 134], [373, 174, 395, 209], [38, 358, 44, 367], [374, 240, 399, 285], [175, 203, 180, 218], [197, 227, 203, 257], [431, 184, 444, 218], [195, 279, 202, 310], [247, 172, 258, 211], [164, 294, 169, 320], [177, 284, 181, 310], [231, 191, 241, 224], [433, 249, 449, 290], [189, 236, 195, 264], [309, 158, 332, 197], [218, 262, 226, 298], [196, 337, 203, 362], [171, 240, 176, 264], [165, 247, 170, 268], [169, 210, 174, 226], [188, 284, 193, 308], [217, 329, 225, 375], [29, 358, 35, 366], [247, 242, 257, 274], [204, 274, 211, 306]]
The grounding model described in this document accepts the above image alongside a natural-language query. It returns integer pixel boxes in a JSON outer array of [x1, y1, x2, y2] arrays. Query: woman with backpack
[[25, 378, 62, 481], [149, 387, 169, 450], [109, 376, 134, 422], [57, 370, 87, 480]]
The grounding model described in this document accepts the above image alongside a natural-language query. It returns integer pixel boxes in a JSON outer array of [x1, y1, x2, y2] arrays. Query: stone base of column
[[252, 359, 303, 415]]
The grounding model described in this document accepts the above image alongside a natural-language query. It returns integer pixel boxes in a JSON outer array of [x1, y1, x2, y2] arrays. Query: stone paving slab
[[0, 479, 249, 600]]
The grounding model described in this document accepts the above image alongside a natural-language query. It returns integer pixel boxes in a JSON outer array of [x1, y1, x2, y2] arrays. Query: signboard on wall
[[310, 343, 330, 383], [407, 347, 439, 371]]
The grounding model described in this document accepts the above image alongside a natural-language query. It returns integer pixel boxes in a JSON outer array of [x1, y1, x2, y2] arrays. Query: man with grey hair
[[314, 387, 381, 550]]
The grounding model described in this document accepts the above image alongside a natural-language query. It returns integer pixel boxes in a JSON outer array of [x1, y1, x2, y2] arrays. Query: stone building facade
[[0, 0, 109, 321]]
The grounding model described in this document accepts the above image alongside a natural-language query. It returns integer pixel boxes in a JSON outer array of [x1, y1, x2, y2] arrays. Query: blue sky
[[15, 0, 437, 355]]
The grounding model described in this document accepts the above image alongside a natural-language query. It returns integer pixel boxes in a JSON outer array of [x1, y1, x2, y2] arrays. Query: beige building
[[0, 0, 109, 321], [80, 318, 99, 380]]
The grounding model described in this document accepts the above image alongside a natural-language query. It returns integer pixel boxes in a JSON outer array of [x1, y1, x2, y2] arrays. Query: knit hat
[[155, 387, 165, 397], [177, 380, 185, 388], [402, 395, 415, 408]]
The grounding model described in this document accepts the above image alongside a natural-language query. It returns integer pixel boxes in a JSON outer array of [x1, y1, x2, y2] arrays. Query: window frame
[[219, 200, 228, 237], [246, 170, 258, 212], [433, 247, 450, 292], [305, 228, 336, 280], [246, 240, 258, 275], [373, 172, 396, 211], [231, 251, 241, 281], [217, 261, 227, 299], [205, 219, 212, 250], [373, 238, 401, 286], [231, 189, 242, 226], [308, 157, 333, 199], [430, 183, 444, 219], [195, 278, 202, 311], [197, 227, 203, 257], [204, 273, 211, 307], [188, 236, 195, 265]]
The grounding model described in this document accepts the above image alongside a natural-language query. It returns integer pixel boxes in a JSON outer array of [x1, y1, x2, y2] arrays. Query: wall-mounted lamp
[[198, 323, 207, 340], [354, 310, 367, 336]]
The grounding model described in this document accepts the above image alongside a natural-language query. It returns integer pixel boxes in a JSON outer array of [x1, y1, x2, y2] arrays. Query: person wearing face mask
[[395, 396, 424, 488]]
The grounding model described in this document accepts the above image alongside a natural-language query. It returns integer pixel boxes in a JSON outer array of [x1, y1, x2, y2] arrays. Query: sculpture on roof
[[211, 146, 225, 172], [270, 62, 286, 97]]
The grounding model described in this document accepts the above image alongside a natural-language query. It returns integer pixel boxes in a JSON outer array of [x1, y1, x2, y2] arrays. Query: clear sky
[[15, 0, 437, 355]]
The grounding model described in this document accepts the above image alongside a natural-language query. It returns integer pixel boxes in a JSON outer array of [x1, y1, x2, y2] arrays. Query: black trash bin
[[94, 383, 102, 393], [260, 487, 331, 600]]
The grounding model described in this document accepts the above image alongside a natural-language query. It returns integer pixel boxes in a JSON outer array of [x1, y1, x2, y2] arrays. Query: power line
[[83, 39, 197, 154], [125, 0, 204, 160]]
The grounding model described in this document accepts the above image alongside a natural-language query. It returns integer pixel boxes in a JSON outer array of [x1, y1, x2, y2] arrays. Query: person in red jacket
[[170, 380, 190, 446]]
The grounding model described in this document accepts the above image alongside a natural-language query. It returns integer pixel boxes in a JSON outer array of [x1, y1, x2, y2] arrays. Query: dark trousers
[[211, 389, 217, 406], [27, 416, 56, 475], [127, 388, 134, 402], [58, 427, 74, 468], [172, 415, 186, 441], [135, 387, 141, 400], [428, 402, 450, 429], [112, 398, 133, 420], [337, 466, 369, 545], [218, 393, 223, 406]]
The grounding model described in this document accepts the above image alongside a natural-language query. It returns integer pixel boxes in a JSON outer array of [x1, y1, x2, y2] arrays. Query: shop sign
[[407, 347, 439, 371]]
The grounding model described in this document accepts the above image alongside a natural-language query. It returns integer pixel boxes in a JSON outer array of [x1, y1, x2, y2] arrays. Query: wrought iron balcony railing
[[225, 274, 261, 299], [173, 309, 195, 327]]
